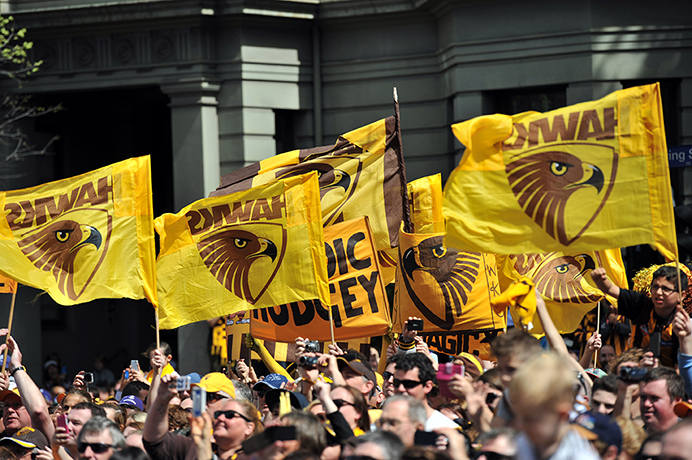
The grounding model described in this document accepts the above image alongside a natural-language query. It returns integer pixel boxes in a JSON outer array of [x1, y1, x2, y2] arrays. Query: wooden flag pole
[[393, 87, 412, 233], [2, 289, 17, 374], [328, 308, 336, 346], [155, 308, 160, 350], [594, 300, 601, 369]]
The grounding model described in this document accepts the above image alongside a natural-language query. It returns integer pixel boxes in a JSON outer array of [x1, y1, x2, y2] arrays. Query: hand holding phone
[[437, 362, 464, 399]]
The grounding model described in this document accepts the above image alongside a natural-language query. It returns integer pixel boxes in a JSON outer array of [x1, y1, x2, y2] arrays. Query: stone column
[[160, 78, 221, 374]]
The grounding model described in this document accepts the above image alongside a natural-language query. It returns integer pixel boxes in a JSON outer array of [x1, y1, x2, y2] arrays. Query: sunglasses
[[475, 452, 514, 460], [382, 371, 393, 381], [214, 409, 251, 422], [392, 378, 423, 389], [206, 392, 226, 403], [255, 389, 269, 398], [77, 442, 113, 454], [332, 399, 354, 409]]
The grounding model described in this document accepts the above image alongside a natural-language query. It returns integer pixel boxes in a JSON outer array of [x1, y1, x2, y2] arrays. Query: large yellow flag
[[394, 225, 506, 337], [496, 249, 628, 335], [250, 217, 391, 342], [155, 173, 329, 329], [408, 174, 445, 234], [211, 117, 405, 253], [0, 156, 156, 305], [444, 84, 676, 259]]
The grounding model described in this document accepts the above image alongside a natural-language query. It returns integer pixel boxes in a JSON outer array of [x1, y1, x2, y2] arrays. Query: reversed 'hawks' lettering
[[5, 176, 113, 231], [186, 195, 286, 236], [503, 108, 617, 151]]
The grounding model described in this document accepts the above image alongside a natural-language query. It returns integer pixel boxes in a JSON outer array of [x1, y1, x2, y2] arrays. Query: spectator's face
[[591, 390, 617, 415], [69, 408, 94, 442], [61, 394, 86, 416], [599, 346, 615, 369], [476, 434, 517, 460], [378, 399, 421, 447], [496, 354, 524, 388], [205, 392, 229, 419], [382, 363, 396, 397], [662, 426, 692, 460], [125, 432, 144, 451], [78, 430, 114, 460], [330, 387, 360, 430], [212, 400, 254, 446], [354, 442, 387, 460], [3, 394, 31, 434], [650, 276, 681, 312], [369, 347, 380, 370], [340, 368, 370, 395], [513, 402, 569, 450], [640, 379, 678, 433], [392, 368, 429, 402]]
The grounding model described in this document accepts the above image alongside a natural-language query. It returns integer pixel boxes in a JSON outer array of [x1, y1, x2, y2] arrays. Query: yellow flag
[[250, 217, 391, 342], [408, 174, 445, 234], [212, 117, 405, 253], [0, 274, 17, 294], [444, 84, 676, 259], [497, 249, 628, 335], [155, 173, 329, 329], [0, 156, 156, 305], [394, 224, 505, 334]]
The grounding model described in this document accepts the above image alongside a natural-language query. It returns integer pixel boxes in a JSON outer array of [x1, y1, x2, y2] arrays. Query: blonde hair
[[509, 352, 575, 411], [615, 416, 646, 456]]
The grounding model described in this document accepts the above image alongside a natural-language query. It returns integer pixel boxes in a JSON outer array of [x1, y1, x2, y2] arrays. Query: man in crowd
[[392, 353, 457, 429], [77, 416, 125, 460], [591, 374, 618, 416], [592, 265, 686, 367], [0, 331, 54, 443], [639, 367, 684, 434], [54, 402, 107, 459], [376, 395, 426, 447]]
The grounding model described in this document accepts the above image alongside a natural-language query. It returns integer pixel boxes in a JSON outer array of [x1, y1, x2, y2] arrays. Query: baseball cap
[[253, 374, 288, 392], [0, 426, 49, 450], [337, 357, 376, 384], [119, 395, 144, 411], [194, 372, 236, 399], [454, 352, 484, 380], [0, 388, 21, 402], [572, 412, 622, 453]]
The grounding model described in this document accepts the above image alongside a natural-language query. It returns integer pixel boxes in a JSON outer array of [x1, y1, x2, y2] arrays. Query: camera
[[298, 355, 319, 367], [175, 375, 191, 391], [192, 386, 206, 417], [83, 372, 94, 384], [408, 319, 424, 331], [618, 366, 647, 382], [304, 340, 320, 353], [130, 360, 140, 372]]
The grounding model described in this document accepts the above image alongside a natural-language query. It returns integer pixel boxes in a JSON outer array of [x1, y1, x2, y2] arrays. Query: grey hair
[[352, 430, 404, 460], [232, 380, 253, 402], [382, 394, 427, 425], [78, 416, 126, 449]]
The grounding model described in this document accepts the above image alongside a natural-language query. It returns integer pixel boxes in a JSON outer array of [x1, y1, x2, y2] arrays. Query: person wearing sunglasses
[[473, 427, 517, 460], [591, 265, 687, 368], [314, 379, 370, 442], [393, 353, 458, 430], [76, 416, 125, 460]]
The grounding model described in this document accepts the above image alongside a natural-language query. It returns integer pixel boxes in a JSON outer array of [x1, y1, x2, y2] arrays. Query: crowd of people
[[0, 266, 691, 460]]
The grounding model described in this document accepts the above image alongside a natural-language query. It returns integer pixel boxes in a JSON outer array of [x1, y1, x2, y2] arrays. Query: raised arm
[[0, 331, 54, 441], [143, 373, 178, 443]]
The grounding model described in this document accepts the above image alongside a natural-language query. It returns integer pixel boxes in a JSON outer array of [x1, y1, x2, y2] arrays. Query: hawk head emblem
[[504, 143, 618, 246], [275, 159, 360, 227], [401, 235, 481, 330], [17, 209, 112, 301], [511, 252, 601, 304], [197, 223, 287, 304]]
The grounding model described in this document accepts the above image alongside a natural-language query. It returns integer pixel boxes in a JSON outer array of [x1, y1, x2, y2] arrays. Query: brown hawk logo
[[511, 252, 601, 304], [504, 143, 618, 246], [197, 224, 287, 304], [401, 235, 481, 330], [274, 159, 359, 227], [17, 209, 112, 301]]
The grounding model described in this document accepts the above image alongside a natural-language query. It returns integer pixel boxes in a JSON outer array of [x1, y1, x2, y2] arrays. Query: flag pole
[[155, 308, 160, 350], [2, 289, 17, 374], [594, 301, 601, 369], [393, 87, 412, 233], [328, 307, 336, 345]]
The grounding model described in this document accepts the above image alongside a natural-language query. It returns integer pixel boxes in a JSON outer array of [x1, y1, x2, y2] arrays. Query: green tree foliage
[[0, 15, 60, 182]]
